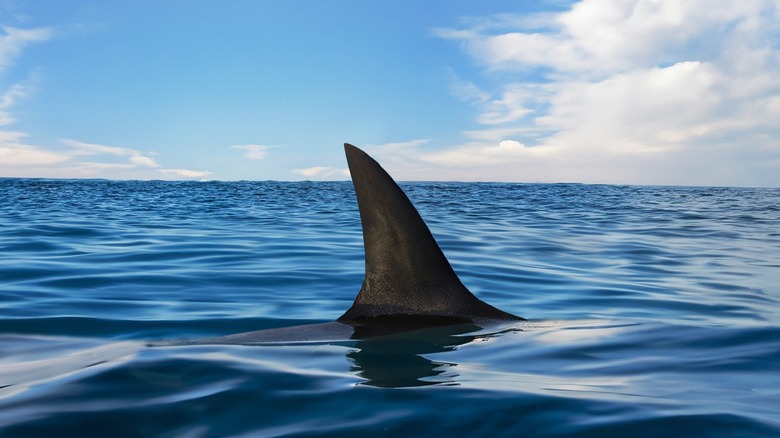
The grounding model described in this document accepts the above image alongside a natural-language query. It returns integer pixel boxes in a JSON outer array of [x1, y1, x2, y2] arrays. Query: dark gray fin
[[338, 143, 522, 322]]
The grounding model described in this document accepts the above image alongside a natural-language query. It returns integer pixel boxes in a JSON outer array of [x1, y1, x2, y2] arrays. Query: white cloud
[[0, 131, 69, 165], [536, 61, 727, 153], [129, 155, 160, 168], [0, 27, 48, 140], [443, 2, 775, 76], [231, 144, 271, 160], [290, 140, 431, 181], [0, 135, 205, 180], [422, 140, 552, 167], [0, 26, 53, 73], [0, 26, 204, 180], [67, 162, 137, 173], [371, 139, 431, 155], [291, 166, 349, 179], [447, 71, 490, 105], [159, 168, 213, 179], [432, 0, 780, 186], [62, 138, 160, 167], [357, 139, 436, 176], [464, 126, 544, 142], [62, 138, 131, 156], [477, 83, 542, 124], [0, 83, 33, 126]]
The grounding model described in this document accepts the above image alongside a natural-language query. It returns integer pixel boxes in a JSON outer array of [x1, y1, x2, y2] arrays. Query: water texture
[[1, 179, 779, 437]]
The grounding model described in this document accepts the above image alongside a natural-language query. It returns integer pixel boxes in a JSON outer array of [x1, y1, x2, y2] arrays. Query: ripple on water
[[0, 180, 778, 436]]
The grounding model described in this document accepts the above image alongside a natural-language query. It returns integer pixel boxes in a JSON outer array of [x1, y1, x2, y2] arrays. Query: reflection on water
[[349, 324, 477, 387], [347, 319, 520, 388]]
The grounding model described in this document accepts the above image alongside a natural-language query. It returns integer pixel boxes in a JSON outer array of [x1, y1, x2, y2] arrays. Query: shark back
[[338, 143, 521, 322]]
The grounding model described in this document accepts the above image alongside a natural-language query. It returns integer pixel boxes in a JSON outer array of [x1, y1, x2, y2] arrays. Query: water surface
[[1, 179, 779, 436]]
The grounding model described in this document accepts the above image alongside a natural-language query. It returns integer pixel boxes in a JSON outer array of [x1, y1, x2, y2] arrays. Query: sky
[[1, 0, 779, 186]]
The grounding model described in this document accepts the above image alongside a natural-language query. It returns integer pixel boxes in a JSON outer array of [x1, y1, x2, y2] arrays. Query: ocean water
[[1, 178, 779, 437]]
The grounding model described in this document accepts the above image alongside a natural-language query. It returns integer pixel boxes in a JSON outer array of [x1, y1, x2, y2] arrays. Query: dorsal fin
[[338, 143, 521, 322]]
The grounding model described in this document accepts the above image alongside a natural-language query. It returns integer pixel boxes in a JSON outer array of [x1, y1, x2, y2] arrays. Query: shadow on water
[[163, 315, 525, 389], [345, 317, 516, 388]]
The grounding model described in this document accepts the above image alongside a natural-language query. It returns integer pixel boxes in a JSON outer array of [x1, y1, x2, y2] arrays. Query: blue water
[[1, 178, 779, 437]]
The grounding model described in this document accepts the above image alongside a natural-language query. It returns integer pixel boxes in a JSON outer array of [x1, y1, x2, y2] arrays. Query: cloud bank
[[424, 0, 780, 186]]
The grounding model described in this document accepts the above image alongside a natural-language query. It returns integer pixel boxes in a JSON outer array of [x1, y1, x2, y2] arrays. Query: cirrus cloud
[[0, 25, 210, 181], [62, 139, 160, 168], [291, 166, 349, 179], [0, 26, 53, 73], [231, 144, 272, 160], [0, 136, 209, 180]]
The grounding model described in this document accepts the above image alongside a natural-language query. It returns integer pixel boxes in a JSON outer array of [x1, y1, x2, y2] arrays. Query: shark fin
[[338, 143, 521, 322]]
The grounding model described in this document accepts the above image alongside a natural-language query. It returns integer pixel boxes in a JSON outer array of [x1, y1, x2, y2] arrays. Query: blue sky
[[1, 1, 779, 186]]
